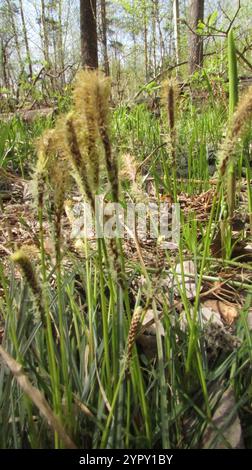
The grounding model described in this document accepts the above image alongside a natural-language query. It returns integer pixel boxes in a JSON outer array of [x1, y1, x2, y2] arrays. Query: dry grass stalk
[[0, 345, 77, 449]]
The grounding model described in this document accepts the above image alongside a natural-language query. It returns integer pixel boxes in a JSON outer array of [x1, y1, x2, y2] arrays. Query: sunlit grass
[[0, 83, 251, 449]]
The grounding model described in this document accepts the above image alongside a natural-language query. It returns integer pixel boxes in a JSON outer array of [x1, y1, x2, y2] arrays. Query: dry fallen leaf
[[200, 305, 223, 326], [179, 305, 223, 332], [175, 260, 197, 299], [203, 299, 238, 325], [136, 309, 164, 359], [141, 309, 165, 336], [163, 260, 197, 299], [202, 386, 244, 449]]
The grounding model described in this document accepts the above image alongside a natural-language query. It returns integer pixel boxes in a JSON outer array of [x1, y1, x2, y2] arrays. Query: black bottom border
[[0, 449, 249, 466]]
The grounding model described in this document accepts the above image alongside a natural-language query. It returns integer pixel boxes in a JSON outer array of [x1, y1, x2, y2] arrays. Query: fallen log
[[0, 107, 56, 124]]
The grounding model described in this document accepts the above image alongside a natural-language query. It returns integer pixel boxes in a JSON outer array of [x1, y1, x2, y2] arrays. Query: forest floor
[[0, 87, 252, 448], [1, 169, 251, 361]]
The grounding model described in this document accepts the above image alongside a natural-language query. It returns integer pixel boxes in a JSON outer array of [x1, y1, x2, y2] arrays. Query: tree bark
[[100, 0, 109, 75], [19, 0, 33, 78], [41, 0, 50, 67], [58, 0, 65, 85], [143, 1, 148, 81], [6, 0, 22, 72], [173, 0, 180, 70], [155, 0, 164, 65], [80, 0, 98, 69], [151, 0, 157, 76], [0, 39, 10, 89], [188, 0, 204, 75]]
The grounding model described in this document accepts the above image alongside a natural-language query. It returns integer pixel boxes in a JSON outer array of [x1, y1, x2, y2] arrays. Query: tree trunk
[[58, 0, 65, 85], [19, 0, 33, 78], [188, 0, 204, 75], [173, 0, 180, 70], [6, 0, 22, 72], [41, 0, 50, 67], [100, 0, 109, 75], [141, 0, 148, 81], [80, 0, 98, 69], [151, 0, 157, 76], [155, 0, 164, 66], [1, 39, 10, 89]]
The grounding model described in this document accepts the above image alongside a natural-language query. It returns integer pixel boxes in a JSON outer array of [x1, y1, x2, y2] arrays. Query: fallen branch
[[0, 345, 77, 449], [0, 107, 55, 123]]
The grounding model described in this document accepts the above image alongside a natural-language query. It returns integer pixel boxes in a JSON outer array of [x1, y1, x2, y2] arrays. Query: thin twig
[[136, 143, 166, 174]]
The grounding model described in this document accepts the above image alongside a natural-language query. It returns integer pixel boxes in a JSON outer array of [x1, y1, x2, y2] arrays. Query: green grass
[[1, 256, 251, 448], [0, 85, 251, 449], [0, 115, 53, 176]]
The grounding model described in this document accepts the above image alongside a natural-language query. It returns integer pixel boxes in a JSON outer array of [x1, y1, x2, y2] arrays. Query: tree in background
[[188, 0, 204, 74], [0, 0, 22, 94], [173, 0, 180, 71], [19, 0, 33, 78], [100, 0, 109, 75], [38, 0, 68, 89], [80, 0, 98, 68], [40, 0, 50, 71], [1, 0, 252, 107]]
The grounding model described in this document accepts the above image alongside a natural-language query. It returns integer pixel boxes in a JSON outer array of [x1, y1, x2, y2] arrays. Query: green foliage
[[226, 28, 239, 225], [141, 81, 160, 95], [207, 11, 218, 27], [0, 116, 53, 175], [0, 43, 252, 449], [0, 232, 251, 448], [228, 29, 238, 118]]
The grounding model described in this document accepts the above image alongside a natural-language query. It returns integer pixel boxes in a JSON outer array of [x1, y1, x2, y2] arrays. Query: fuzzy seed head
[[126, 306, 143, 375], [72, 70, 112, 192], [11, 250, 45, 326], [161, 78, 178, 168], [65, 114, 95, 211], [218, 86, 252, 175], [35, 127, 71, 212], [161, 78, 178, 131]]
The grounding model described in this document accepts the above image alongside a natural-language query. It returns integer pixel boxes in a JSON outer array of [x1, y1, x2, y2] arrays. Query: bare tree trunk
[[40, 0, 57, 91], [58, 0, 65, 85], [151, 0, 157, 75], [155, 0, 164, 66], [52, 24, 58, 77], [1, 39, 10, 89], [41, 0, 50, 67], [6, 0, 22, 72], [173, 0, 180, 70], [100, 0, 109, 75], [188, 0, 204, 75], [143, 0, 148, 81], [48, 1, 57, 79], [19, 0, 33, 78], [80, 0, 98, 69]]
